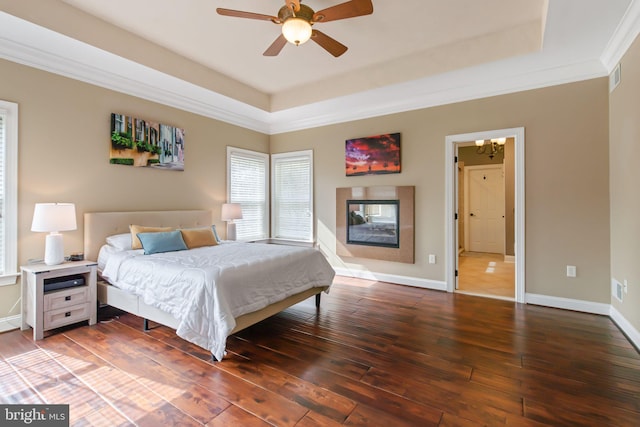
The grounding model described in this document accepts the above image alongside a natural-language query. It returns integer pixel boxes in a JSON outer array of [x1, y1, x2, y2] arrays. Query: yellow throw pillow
[[180, 227, 218, 249], [130, 225, 172, 250]]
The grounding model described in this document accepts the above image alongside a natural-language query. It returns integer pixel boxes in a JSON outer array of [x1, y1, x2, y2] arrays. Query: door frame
[[464, 164, 505, 254], [445, 127, 525, 303]]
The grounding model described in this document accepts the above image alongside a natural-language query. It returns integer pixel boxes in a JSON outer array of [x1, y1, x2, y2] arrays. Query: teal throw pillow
[[137, 230, 188, 255], [211, 224, 221, 243]]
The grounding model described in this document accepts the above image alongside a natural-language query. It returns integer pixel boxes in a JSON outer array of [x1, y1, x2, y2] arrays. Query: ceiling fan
[[216, 0, 373, 57]]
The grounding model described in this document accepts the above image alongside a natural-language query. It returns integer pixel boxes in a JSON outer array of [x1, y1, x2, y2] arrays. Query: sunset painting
[[345, 133, 401, 176]]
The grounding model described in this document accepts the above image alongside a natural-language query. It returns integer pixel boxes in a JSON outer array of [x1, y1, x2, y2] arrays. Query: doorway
[[457, 161, 514, 298], [445, 128, 525, 303]]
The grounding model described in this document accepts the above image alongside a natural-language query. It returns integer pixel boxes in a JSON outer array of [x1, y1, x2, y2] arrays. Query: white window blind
[[271, 150, 313, 241], [227, 147, 269, 241], [0, 100, 18, 285]]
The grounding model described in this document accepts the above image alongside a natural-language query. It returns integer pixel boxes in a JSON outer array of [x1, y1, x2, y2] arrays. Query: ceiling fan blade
[[263, 34, 288, 56], [216, 8, 279, 23], [311, 30, 348, 57], [312, 0, 373, 23]]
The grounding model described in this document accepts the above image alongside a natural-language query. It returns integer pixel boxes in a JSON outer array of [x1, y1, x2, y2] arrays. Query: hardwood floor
[[1, 276, 639, 426]]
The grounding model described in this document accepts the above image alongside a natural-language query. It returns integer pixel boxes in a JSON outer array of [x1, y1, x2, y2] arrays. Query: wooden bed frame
[[84, 210, 328, 342]]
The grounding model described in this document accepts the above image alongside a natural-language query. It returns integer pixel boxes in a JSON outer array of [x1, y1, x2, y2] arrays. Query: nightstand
[[21, 260, 97, 340]]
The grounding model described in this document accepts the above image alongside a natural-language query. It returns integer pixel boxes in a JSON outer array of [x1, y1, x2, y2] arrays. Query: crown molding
[[0, 11, 616, 136], [600, 0, 640, 72], [0, 12, 271, 133], [269, 56, 607, 134]]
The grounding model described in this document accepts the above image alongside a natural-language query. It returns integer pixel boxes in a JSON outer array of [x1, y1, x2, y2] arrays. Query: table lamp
[[221, 203, 243, 241], [31, 203, 77, 265]]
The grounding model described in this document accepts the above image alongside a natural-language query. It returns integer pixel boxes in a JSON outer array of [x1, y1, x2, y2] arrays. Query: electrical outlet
[[428, 254, 436, 264], [566, 265, 577, 278]]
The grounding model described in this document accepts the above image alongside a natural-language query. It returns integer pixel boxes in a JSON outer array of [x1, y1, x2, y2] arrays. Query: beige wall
[[504, 139, 515, 257], [0, 54, 614, 320], [458, 145, 504, 165], [609, 35, 640, 331], [271, 78, 611, 303], [0, 58, 269, 318]]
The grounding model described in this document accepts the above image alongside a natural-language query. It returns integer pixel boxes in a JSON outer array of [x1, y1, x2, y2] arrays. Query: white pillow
[[98, 244, 121, 271], [105, 233, 132, 251]]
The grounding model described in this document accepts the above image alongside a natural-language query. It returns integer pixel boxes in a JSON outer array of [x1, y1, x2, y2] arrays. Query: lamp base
[[44, 232, 65, 265], [226, 222, 237, 241]]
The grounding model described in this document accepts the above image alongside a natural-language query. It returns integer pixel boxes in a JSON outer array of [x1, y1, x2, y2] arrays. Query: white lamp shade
[[221, 203, 243, 221], [31, 203, 77, 232], [31, 203, 77, 265], [282, 18, 312, 45]]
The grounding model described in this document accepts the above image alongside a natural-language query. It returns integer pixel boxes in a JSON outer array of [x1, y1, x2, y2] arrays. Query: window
[[271, 150, 313, 242], [0, 101, 18, 285], [227, 147, 269, 241]]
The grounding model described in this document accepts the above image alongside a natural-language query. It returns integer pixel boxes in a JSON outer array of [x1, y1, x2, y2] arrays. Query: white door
[[466, 165, 505, 254]]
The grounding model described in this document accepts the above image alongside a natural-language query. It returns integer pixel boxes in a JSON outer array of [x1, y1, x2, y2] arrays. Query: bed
[[84, 210, 334, 360]]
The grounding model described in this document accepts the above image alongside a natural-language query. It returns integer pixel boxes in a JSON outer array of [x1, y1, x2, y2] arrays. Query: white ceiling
[[59, 0, 546, 95], [0, 0, 638, 133]]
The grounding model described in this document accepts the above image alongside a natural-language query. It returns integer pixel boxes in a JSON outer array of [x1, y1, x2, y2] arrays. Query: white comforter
[[101, 242, 335, 360]]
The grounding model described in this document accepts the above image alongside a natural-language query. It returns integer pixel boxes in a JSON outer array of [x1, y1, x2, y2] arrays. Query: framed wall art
[[345, 132, 400, 176], [110, 113, 185, 171]]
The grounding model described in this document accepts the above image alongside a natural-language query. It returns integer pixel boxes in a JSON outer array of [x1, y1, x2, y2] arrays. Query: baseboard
[[0, 314, 21, 333], [525, 293, 610, 315], [504, 255, 515, 263], [334, 268, 447, 291], [609, 306, 640, 351]]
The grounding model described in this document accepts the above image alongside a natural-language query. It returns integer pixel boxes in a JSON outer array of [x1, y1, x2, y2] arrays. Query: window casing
[[271, 150, 313, 242], [226, 147, 269, 241], [0, 101, 18, 285]]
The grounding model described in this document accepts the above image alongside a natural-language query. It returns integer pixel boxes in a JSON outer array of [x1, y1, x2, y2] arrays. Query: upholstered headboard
[[83, 210, 213, 262]]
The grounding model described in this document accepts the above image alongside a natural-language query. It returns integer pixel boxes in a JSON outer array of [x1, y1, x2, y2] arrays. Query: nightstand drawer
[[44, 303, 90, 330], [44, 286, 89, 311]]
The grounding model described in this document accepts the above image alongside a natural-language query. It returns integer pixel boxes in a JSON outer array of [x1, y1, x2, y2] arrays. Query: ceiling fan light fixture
[[282, 17, 312, 45]]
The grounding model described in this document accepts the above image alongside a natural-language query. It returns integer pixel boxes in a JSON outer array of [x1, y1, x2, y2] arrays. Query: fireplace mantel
[[336, 186, 414, 263]]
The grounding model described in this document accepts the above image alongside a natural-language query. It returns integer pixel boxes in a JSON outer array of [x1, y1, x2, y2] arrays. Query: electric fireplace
[[336, 186, 414, 264], [347, 199, 399, 248]]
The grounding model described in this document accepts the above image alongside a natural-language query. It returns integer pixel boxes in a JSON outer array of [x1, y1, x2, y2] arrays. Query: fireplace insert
[[346, 199, 399, 248]]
